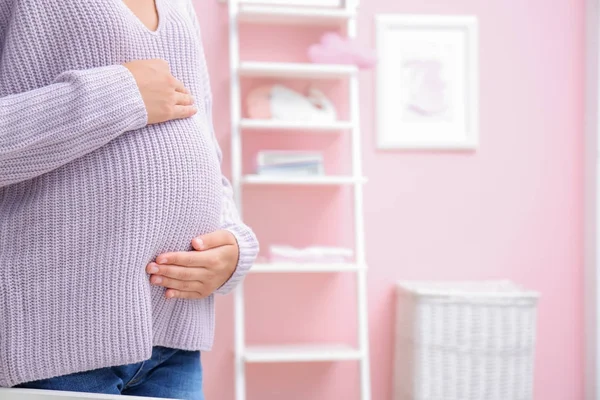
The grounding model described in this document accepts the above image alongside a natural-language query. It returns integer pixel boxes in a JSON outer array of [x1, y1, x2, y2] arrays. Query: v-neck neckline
[[115, 0, 168, 36]]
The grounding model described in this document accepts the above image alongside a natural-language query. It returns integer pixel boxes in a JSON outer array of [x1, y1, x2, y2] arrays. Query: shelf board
[[250, 262, 362, 273], [243, 344, 361, 363], [240, 119, 353, 132], [239, 61, 357, 79], [237, 5, 355, 26], [242, 175, 366, 185]]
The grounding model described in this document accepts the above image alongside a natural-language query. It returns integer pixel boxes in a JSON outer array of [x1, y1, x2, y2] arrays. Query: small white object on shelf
[[394, 280, 540, 400], [239, 61, 357, 79], [243, 343, 361, 363]]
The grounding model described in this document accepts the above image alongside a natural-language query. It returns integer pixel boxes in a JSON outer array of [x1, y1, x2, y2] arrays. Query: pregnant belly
[[1, 114, 223, 267], [85, 115, 223, 253], [0, 116, 223, 309]]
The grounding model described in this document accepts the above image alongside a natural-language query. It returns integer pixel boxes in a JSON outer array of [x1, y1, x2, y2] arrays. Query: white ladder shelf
[[224, 1, 370, 399]]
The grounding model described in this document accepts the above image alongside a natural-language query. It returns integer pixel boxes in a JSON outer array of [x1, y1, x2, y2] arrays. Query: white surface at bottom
[[0, 388, 175, 400]]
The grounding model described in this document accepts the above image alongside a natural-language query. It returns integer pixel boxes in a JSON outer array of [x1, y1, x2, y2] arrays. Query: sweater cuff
[[215, 224, 259, 295], [107, 64, 149, 130], [55, 63, 149, 132]]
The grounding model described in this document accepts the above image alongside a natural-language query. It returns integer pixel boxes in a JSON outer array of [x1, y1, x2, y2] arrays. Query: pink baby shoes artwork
[[307, 32, 377, 69]]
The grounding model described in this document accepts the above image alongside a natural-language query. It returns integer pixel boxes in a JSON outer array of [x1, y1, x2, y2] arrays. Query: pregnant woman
[[0, 0, 259, 399]]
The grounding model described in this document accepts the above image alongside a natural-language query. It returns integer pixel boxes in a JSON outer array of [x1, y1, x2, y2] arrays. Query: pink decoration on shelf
[[246, 85, 273, 119], [307, 32, 378, 69]]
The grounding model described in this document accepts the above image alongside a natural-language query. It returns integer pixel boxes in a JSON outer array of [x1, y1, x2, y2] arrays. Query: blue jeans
[[13, 346, 204, 400]]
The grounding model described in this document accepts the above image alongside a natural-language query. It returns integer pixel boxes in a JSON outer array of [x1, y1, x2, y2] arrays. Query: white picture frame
[[375, 15, 479, 150]]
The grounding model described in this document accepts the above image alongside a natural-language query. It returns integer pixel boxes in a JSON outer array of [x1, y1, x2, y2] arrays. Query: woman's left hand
[[146, 230, 239, 299]]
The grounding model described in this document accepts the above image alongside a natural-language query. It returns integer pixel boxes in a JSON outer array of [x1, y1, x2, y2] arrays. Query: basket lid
[[396, 280, 540, 299]]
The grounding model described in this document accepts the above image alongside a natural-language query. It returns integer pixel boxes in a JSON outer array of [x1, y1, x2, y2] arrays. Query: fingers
[[172, 76, 189, 94], [148, 265, 212, 299], [175, 91, 194, 106], [125, 58, 195, 125], [150, 274, 204, 293], [155, 250, 199, 267], [153, 246, 224, 269], [172, 104, 197, 120], [192, 230, 237, 251], [147, 262, 209, 280], [165, 289, 206, 300], [171, 77, 195, 120]]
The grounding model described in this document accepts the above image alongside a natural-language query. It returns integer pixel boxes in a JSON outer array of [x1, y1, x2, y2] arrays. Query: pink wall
[[195, 0, 585, 399]]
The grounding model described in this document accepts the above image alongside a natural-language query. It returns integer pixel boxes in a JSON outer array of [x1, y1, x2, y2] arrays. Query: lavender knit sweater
[[0, 0, 259, 388]]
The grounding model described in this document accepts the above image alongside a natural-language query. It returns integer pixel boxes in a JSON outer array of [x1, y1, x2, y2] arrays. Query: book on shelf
[[257, 163, 323, 176], [256, 150, 324, 177]]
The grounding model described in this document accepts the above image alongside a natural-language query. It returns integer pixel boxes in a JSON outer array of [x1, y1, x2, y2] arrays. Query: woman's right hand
[[124, 59, 197, 125]]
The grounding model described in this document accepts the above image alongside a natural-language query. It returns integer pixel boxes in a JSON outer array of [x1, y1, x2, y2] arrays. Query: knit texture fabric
[[0, 0, 259, 387]]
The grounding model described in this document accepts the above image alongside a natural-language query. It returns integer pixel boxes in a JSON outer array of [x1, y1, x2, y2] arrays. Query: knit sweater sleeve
[[185, 0, 259, 295], [0, 64, 149, 188], [208, 94, 259, 296]]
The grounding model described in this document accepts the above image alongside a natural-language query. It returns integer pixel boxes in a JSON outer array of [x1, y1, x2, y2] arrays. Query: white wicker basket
[[394, 280, 540, 400]]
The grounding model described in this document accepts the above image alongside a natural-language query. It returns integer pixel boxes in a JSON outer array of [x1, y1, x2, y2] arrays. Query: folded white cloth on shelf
[[269, 245, 354, 263]]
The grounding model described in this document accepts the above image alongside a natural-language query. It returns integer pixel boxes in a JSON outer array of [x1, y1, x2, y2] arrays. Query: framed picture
[[375, 15, 479, 150]]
